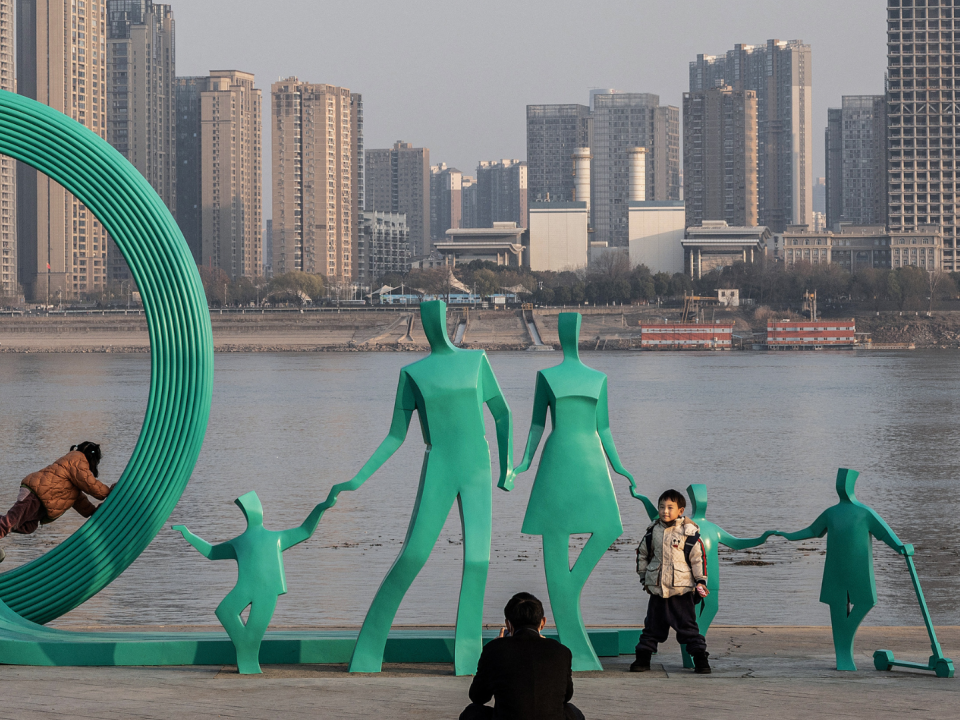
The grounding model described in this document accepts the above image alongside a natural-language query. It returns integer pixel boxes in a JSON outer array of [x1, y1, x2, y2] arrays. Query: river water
[[1, 350, 958, 630]]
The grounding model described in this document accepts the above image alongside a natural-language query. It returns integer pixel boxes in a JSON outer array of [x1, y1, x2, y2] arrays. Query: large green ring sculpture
[[0, 90, 213, 624]]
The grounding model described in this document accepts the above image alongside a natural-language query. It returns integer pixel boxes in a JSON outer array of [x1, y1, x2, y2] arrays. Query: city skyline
[[174, 0, 886, 212]]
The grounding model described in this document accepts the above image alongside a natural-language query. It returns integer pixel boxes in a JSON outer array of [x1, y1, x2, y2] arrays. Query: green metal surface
[[872, 550, 954, 678], [173, 492, 332, 673], [0, 90, 213, 624], [514, 312, 655, 671], [324, 300, 513, 676], [777, 469, 908, 671], [679, 484, 772, 668]]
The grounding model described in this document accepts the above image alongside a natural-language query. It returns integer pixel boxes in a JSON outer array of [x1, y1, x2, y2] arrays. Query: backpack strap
[[683, 532, 706, 604], [636, 526, 655, 574]]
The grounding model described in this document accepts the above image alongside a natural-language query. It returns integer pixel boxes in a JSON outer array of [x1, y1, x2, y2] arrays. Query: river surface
[[1, 350, 958, 629]]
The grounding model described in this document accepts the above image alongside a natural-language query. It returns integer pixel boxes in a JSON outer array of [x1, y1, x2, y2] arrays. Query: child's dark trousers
[[0, 488, 43, 539], [636, 592, 707, 654]]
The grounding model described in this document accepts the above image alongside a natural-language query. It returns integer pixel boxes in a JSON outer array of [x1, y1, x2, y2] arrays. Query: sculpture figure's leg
[[215, 589, 265, 674], [349, 466, 456, 673], [233, 595, 279, 675], [454, 482, 492, 676], [829, 599, 873, 671], [681, 592, 719, 668], [543, 528, 619, 672]]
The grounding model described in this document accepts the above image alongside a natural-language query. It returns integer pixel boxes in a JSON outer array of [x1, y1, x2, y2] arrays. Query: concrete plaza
[[0, 626, 956, 719]]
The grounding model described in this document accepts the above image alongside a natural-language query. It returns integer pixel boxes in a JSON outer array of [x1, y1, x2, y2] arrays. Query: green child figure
[[776, 468, 909, 671], [680, 483, 773, 668], [173, 491, 331, 674]]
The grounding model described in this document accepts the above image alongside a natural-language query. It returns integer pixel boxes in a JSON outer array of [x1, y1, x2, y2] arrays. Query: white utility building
[[528, 202, 589, 271], [628, 201, 686, 274]]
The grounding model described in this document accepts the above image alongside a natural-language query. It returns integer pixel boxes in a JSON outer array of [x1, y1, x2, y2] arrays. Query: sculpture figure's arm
[[597, 378, 656, 520], [513, 372, 549, 476], [280, 499, 336, 550], [324, 371, 416, 505], [481, 355, 514, 491], [777, 513, 828, 541], [718, 527, 776, 550], [171, 525, 236, 560], [868, 510, 909, 554]]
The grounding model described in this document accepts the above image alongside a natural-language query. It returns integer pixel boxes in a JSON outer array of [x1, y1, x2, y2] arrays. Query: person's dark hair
[[658, 489, 686, 510], [504, 592, 544, 630], [71, 441, 102, 478]]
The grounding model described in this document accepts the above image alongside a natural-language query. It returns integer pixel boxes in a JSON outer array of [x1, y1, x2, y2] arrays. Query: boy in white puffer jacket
[[632, 489, 711, 674]]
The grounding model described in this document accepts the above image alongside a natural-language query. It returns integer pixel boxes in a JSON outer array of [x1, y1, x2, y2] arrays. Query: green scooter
[[873, 544, 954, 678]]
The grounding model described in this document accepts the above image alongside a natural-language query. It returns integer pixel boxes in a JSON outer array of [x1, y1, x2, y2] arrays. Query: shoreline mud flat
[[4, 307, 960, 352]]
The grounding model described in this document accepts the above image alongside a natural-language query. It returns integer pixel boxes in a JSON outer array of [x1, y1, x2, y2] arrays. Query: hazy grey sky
[[177, 0, 887, 213]]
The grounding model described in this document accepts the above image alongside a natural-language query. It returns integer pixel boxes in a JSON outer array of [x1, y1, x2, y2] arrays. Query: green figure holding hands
[[681, 483, 773, 667], [173, 491, 331, 674], [513, 312, 656, 671], [325, 300, 513, 676], [776, 468, 909, 671]]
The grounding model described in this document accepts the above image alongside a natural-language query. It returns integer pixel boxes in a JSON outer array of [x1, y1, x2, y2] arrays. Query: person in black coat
[[460, 593, 585, 720]]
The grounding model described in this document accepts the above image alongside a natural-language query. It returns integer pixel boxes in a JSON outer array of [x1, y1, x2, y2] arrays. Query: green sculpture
[[324, 300, 513, 676], [513, 312, 656, 671], [776, 468, 908, 671], [0, 91, 213, 624], [173, 492, 331, 674], [681, 483, 773, 668]]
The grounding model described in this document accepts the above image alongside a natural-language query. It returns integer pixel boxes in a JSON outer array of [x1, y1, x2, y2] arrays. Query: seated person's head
[[657, 489, 686, 523], [504, 592, 545, 633]]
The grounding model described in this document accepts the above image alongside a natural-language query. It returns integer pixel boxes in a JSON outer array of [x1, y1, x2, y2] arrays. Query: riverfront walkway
[[1, 626, 955, 719]]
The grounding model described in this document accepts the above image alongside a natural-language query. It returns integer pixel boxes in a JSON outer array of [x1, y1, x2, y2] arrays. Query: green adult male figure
[[681, 483, 772, 667], [326, 300, 513, 676], [777, 468, 909, 671], [173, 491, 331, 674], [514, 312, 656, 671]]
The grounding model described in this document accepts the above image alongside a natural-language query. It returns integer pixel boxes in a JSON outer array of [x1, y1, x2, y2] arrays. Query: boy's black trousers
[[636, 592, 707, 654]]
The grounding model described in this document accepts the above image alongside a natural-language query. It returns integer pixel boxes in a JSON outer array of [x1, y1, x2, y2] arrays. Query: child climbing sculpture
[[775, 468, 909, 671], [173, 491, 332, 674], [681, 483, 773, 667], [513, 312, 656, 671], [324, 300, 513, 676]]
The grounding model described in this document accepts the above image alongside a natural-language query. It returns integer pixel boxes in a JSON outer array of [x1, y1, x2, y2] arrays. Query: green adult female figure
[[326, 300, 513, 676], [776, 468, 909, 671], [513, 312, 656, 672]]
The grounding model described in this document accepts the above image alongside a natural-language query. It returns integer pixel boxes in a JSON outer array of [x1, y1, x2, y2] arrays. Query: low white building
[[628, 201, 685, 274], [527, 202, 589, 271]]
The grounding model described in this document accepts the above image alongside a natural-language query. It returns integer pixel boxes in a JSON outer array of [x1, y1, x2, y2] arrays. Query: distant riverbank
[[3, 306, 960, 352]]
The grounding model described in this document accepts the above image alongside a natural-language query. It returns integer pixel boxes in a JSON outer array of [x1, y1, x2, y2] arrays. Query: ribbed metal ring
[[0, 90, 213, 624]]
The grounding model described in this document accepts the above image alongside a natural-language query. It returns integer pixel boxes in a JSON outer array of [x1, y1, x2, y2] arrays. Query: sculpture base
[[0, 600, 638, 667]]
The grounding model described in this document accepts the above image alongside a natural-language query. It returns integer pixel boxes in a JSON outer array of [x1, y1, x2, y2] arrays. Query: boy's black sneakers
[[629, 649, 652, 672], [692, 651, 711, 674]]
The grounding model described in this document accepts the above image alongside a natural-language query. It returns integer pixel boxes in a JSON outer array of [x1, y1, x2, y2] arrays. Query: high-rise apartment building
[[106, 0, 175, 284], [476, 159, 528, 228], [430, 163, 462, 242], [271, 78, 362, 285], [358, 211, 410, 286], [461, 175, 478, 229], [365, 141, 430, 257], [526, 104, 592, 204], [175, 71, 261, 280], [175, 75, 202, 264], [591, 93, 680, 246], [0, 0, 15, 299], [886, 1, 960, 270], [690, 40, 813, 233], [825, 96, 887, 228], [683, 87, 758, 227], [17, 0, 109, 301]]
